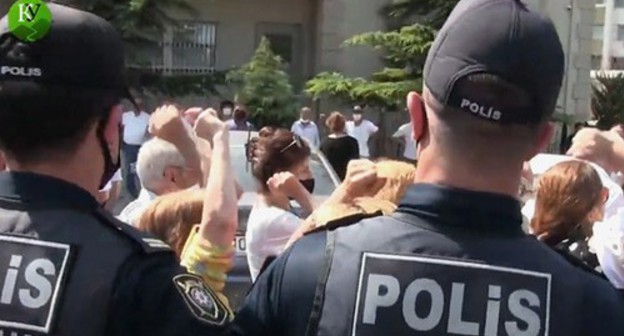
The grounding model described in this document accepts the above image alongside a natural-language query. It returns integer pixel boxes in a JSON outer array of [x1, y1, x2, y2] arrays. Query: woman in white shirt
[[246, 128, 316, 281]]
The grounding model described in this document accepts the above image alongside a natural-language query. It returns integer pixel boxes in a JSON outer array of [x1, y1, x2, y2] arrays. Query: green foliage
[[305, 0, 459, 110], [305, 25, 432, 109], [592, 73, 624, 129], [59, 0, 192, 41], [58, 0, 226, 97], [381, 0, 458, 29], [227, 37, 297, 127]]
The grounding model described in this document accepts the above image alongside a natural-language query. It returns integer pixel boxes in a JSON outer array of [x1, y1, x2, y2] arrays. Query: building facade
[[593, 0, 624, 69], [137, 0, 387, 87]]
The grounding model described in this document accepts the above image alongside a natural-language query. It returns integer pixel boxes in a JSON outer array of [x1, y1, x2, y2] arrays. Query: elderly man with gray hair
[[118, 108, 208, 225], [118, 137, 199, 224]]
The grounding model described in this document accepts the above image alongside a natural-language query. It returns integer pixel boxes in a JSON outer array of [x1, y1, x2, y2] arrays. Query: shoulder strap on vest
[[304, 211, 384, 236], [93, 207, 173, 254], [304, 230, 336, 336]]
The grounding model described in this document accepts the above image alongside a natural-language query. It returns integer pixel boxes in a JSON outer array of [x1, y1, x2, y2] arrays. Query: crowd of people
[[1, 1, 624, 336]]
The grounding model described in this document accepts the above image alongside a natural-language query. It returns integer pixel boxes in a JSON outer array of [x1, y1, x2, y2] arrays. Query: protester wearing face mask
[[291, 107, 320, 148], [345, 105, 379, 158], [220, 100, 235, 120], [245, 128, 317, 281], [0, 4, 232, 335]]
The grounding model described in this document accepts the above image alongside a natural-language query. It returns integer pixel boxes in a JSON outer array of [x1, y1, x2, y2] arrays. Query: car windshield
[[229, 131, 337, 195]]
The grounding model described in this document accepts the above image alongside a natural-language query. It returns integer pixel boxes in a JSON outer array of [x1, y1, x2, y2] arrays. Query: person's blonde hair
[[137, 189, 204, 257], [530, 160, 604, 246], [310, 159, 416, 228], [325, 111, 346, 133], [373, 159, 417, 204]]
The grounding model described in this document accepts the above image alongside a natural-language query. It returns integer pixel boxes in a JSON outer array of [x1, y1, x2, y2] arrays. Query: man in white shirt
[[291, 107, 320, 148], [345, 106, 379, 158], [392, 122, 418, 163], [121, 98, 150, 198]]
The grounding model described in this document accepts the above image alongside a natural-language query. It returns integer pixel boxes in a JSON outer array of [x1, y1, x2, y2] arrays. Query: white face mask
[[223, 107, 233, 117]]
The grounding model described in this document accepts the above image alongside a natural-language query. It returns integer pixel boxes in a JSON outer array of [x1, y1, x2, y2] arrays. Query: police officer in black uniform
[[0, 3, 230, 336], [228, 0, 624, 335]]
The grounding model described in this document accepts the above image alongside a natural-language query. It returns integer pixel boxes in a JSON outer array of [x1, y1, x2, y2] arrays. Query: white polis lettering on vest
[[0, 255, 55, 309], [460, 98, 502, 121], [353, 253, 550, 336], [0, 66, 42, 77], [0, 236, 72, 334]]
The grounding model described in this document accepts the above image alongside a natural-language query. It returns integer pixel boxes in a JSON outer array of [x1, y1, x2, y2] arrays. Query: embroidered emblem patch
[[173, 274, 231, 326]]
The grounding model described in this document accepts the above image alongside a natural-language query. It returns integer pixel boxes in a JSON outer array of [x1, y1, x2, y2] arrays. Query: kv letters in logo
[[17, 3, 41, 23], [0, 236, 72, 333], [353, 253, 551, 336]]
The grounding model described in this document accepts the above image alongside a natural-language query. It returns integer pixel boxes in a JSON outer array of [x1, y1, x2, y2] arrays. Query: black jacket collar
[[397, 183, 524, 234], [0, 172, 99, 210]]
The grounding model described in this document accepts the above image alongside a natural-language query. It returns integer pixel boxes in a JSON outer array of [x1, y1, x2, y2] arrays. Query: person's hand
[[193, 108, 227, 141], [267, 172, 304, 197], [567, 128, 624, 172], [183, 107, 204, 126], [148, 105, 187, 144], [340, 159, 385, 199]]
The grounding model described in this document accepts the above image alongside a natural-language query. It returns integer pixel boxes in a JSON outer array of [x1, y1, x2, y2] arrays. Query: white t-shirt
[[291, 120, 320, 148], [346, 120, 378, 157], [117, 188, 157, 226], [245, 204, 303, 281], [100, 169, 123, 193], [122, 111, 150, 145], [522, 154, 624, 289], [392, 123, 418, 160]]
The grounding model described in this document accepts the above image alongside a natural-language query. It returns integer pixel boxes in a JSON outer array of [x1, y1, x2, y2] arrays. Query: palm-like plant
[[381, 0, 458, 29], [592, 72, 624, 129]]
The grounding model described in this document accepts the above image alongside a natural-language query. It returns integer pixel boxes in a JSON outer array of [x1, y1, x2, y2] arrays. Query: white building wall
[[526, 0, 594, 121]]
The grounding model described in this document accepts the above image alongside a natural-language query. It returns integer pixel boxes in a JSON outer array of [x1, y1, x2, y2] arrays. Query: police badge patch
[[173, 274, 231, 326]]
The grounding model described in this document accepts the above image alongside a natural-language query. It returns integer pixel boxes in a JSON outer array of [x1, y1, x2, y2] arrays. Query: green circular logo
[[8, 0, 52, 43]]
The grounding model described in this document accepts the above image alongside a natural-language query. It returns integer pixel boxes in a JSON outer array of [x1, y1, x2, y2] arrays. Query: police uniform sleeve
[[227, 231, 328, 336], [580, 274, 624, 335], [106, 252, 231, 336]]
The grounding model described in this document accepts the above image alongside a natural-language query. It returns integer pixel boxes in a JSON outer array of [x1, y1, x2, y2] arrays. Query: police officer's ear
[[407, 91, 426, 143], [525, 122, 555, 161], [103, 105, 123, 155]]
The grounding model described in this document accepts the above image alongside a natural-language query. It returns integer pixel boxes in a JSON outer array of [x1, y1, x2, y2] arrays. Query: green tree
[[227, 37, 297, 128], [305, 0, 458, 110], [58, 0, 227, 97], [592, 73, 624, 129]]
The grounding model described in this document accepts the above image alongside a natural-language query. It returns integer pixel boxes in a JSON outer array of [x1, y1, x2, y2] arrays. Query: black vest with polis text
[[0, 175, 172, 336], [305, 212, 601, 336]]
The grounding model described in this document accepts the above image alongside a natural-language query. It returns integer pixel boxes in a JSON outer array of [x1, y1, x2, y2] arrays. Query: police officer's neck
[[414, 152, 523, 199], [6, 155, 102, 198]]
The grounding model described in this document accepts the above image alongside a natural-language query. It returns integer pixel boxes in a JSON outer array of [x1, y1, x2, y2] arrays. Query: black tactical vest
[[0, 199, 172, 336], [304, 213, 596, 336]]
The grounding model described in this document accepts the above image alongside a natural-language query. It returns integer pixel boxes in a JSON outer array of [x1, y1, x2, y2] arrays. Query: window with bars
[[167, 22, 217, 74], [131, 22, 217, 74]]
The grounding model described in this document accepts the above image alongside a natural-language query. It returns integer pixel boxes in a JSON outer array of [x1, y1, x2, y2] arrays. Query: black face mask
[[300, 178, 315, 194], [96, 115, 121, 190]]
